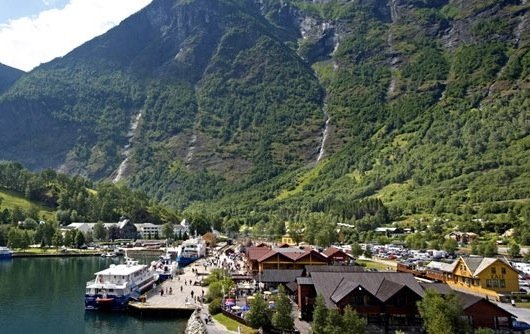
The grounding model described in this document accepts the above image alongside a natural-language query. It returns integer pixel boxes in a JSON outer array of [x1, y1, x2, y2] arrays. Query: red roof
[[247, 246, 272, 261], [256, 247, 327, 263], [323, 246, 351, 258]]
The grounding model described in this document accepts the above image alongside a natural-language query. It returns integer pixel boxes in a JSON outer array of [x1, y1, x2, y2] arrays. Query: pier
[[128, 258, 210, 317]]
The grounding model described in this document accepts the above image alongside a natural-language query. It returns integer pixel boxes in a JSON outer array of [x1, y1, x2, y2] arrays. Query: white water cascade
[[112, 111, 142, 183], [316, 108, 330, 162], [185, 134, 198, 166], [387, 0, 399, 98]]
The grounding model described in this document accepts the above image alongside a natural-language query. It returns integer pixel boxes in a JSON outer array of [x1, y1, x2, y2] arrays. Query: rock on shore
[[184, 309, 207, 334]]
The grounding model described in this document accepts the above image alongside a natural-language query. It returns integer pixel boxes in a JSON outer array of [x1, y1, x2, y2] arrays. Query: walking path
[[129, 260, 207, 312], [129, 254, 238, 333]]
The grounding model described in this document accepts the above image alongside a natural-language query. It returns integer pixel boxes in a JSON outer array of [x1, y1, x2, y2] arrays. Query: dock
[[128, 258, 210, 317]]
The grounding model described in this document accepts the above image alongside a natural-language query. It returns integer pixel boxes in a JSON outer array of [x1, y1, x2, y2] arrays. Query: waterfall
[[387, 0, 399, 98], [112, 111, 142, 183], [185, 134, 198, 166], [316, 109, 330, 162]]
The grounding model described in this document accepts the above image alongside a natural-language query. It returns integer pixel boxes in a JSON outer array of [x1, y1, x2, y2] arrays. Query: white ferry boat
[[85, 257, 158, 311], [176, 237, 206, 267], [0, 246, 12, 260], [150, 251, 178, 282]]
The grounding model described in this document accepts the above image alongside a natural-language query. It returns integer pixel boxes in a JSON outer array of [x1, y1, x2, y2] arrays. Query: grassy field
[[0, 188, 55, 220], [212, 313, 256, 334], [355, 259, 395, 271]]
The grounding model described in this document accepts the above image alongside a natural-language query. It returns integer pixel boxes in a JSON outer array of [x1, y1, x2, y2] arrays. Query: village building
[[257, 269, 303, 292], [322, 246, 354, 265], [297, 271, 425, 332], [445, 231, 478, 245], [245, 245, 328, 274], [425, 257, 519, 299], [296, 268, 516, 333], [135, 223, 161, 239], [422, 283, 515, 331]]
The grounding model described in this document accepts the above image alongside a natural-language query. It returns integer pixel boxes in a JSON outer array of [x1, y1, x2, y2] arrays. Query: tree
[[162, 222, 175, 240], [21, 230, 31, 250], [108, 225, 120, 241], [64, 229, 75, 247], [7, 228, 22, 249], [418, 289, 471, 334], [246, 293, 271, 329], [443, 238, 458, 253], [351, 242, 364, 257], [52, 231, 64, 248], [324, 309, 343, 334], [93, 221, 107, 241], [75, 230, 85, 248], [342, 305, 366, 333], [312, 294, 328, 334], [508, 242, 521, 258], [272, 285, 294, 332]]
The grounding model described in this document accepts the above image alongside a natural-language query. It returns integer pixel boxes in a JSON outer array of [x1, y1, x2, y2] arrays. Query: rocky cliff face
[[0, 0, 529, 213]]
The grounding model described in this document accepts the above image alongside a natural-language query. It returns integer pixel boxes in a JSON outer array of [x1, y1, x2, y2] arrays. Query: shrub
[[208, 297, 222, 315]]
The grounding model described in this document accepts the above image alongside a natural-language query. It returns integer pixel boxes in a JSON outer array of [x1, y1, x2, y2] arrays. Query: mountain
[[0, 63, 24, 94], [0, 0, 529, 230]]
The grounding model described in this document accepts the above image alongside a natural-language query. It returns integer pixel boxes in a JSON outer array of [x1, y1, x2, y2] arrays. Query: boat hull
[[0, 253, 12, 260], [85, 294, 130, 311], [177, 256, 199, 267]]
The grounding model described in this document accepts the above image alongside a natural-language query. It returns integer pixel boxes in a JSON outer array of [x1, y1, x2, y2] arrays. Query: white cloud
[[0, 0, 152, 71]]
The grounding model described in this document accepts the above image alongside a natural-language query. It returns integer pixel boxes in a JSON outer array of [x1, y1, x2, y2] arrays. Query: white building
[[136, 223, 162, 239]]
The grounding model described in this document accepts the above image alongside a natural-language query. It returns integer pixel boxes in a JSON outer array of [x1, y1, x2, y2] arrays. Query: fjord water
[[0, 257, 186, 334]]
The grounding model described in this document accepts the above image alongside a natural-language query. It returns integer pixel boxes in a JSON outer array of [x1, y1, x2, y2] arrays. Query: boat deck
[[128, 258, 210, 316]]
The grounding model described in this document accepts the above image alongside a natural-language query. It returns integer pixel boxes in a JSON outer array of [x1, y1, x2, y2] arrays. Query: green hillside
[[0, 188, 55, 220], [0, 63, 24, 94], [0, 0, 529, 239]]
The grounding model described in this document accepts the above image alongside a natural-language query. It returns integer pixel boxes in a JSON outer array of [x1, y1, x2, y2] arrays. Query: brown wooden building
[[422, 283, 514, 331], [245, 245, 328, 274], [297, 272, 425, 332], [323, 246, 354, 265]]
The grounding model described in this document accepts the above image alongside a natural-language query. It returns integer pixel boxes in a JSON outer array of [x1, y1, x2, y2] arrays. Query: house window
[[501, 268, 506, 275], [500, 280, 506, 288], [351, 295, 364, 306], [491, 267, 496, 274], [486, 279, 492, 288]]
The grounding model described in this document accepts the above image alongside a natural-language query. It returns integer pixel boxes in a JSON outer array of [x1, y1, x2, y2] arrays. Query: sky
[[0, 0, 152, 71]]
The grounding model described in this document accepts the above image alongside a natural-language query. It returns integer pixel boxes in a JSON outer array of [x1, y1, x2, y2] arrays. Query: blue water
[[0, 257, 187, 334]]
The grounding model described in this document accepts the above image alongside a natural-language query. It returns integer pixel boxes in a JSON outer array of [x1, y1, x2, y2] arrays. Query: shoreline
[[12, 251, 102, 258]]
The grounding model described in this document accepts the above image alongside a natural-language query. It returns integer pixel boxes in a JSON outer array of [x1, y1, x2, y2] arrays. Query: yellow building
[[280, 234, 296, 246], [429, 257, 519, 299]]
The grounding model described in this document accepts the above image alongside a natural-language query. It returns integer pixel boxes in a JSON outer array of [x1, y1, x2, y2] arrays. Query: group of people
[[159, 286, 173, 296]]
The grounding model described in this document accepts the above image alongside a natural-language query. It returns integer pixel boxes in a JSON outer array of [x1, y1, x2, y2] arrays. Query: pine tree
[[272, 285, 294, 331], [342, 305, 366, 333], [312, 294, 328, 334], [246, 293, 271, 329], [418, 289, 471, 334], [324, 309, 343, 334]]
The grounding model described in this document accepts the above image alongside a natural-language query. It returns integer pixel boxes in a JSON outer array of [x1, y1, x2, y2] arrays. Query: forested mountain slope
[[0, 0, 529, 232], [0, 63, 24, 95]]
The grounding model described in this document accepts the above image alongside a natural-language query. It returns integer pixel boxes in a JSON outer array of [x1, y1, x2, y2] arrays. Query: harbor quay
[[128, 257, 211, 317]]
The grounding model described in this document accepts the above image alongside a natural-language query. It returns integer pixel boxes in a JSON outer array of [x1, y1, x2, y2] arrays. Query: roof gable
[[310, 272, 424, 308], [295, 249, 328, 262], [375, 279, 405, 302]]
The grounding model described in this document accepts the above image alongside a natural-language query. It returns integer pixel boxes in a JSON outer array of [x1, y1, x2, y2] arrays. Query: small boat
[[0, 247, 13, 260], [176, 236, 206, 267], [150, 252, 177, 282], [85, 256, 158, 311]]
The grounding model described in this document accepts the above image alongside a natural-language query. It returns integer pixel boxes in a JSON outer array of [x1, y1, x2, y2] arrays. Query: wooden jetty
[[128, 258, 210, 317]]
